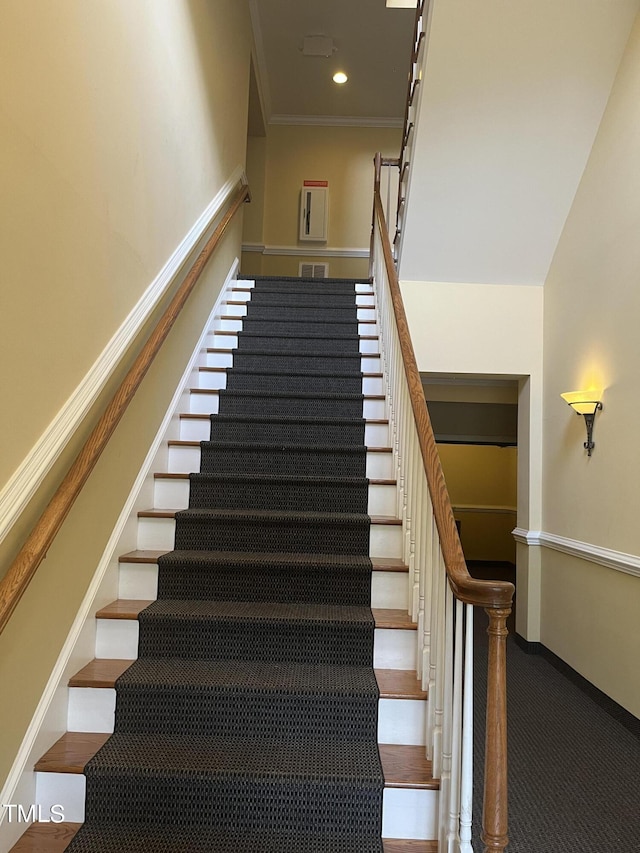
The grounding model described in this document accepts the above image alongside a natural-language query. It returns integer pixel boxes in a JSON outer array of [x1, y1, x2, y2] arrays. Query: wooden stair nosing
[[219, 314, 378, 325], [179, 413, 389, 423], [34, 733, 436, 790], [8, 822, 436, 853], [214, 329, 380, 341], [197, 366, 384, 378], [95, 601, 417, 629], [153, 472, 397, 487], [188, 388, 386, 400], [167, 439, 393, 452], [118, 550, 409, 574], [8, 822, 82, 852], [69, 660, 426, 701], [137, 508, 402, 526]]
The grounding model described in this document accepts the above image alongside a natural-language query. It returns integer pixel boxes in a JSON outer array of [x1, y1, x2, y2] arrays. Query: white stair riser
[[66, 690, 424, 746], [206, 351, 382, 372], [373, 628, 417, 670], [195, 371, 384, 395], [33, 771, 435, 836], [208, 334, 379, 355], [378, 699, 426, 746], [136, 516, 403, 558], [167, 445, 394, 479], [371, 571, 409, 609], [178, 418, 389, 445], [382, 788, 438, 840], [35, 773, 86, 823], [226, 291, 376, 308], [68, 688, 116, 733], [153, 478, 397, 516], [188, 391, 386, 419], [118, 562, 406, 607], [96, 620, 416, 669]]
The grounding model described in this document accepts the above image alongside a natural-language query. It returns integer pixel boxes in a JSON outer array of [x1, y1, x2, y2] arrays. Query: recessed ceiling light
[[333, 71, 348, 84]]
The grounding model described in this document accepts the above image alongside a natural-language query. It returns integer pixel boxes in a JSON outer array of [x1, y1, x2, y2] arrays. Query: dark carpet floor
[[471, 571, 640, 852]]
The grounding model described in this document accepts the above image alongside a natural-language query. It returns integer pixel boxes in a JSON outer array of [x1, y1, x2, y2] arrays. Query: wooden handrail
[[0, 182, 250, 635], [372, 151, 513, 853]]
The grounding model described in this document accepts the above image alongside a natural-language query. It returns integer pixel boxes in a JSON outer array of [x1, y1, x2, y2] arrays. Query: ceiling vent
[[302, 36, 335, 57]]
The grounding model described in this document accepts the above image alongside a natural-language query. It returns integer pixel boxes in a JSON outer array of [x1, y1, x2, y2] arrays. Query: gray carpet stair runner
[[67, 276, 385, 852]]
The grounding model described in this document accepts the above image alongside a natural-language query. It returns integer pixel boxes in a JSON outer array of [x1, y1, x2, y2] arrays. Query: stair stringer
[[0, 258, 241, 852]]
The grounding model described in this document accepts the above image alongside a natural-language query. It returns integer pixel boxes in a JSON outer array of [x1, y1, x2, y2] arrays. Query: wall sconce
[[560, 391, 603, 457]]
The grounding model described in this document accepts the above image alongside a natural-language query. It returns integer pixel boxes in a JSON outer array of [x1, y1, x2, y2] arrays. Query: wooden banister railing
[[371, 152, 513, 852], [0, 181, 250, 636]]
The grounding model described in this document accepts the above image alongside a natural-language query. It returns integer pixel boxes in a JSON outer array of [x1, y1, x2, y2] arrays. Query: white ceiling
[[249, 0, 417, 128]]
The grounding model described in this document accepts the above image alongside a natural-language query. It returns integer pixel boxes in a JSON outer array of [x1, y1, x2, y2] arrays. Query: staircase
[[11, 275, 438, 852]]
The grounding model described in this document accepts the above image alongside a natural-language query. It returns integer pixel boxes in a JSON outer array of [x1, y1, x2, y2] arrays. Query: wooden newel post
[[482, 606, 511, 853]]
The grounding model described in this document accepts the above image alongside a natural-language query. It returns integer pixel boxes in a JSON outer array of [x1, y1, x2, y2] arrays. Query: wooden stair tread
[[214, 329, 380, 340], [198, 366, 384, 378], [154, 472, 396, 486], [383, 841, 438, 852], [35, 735, 436, 790], [119, 550, 408, 573], [8, 823, 435, 853], [219, 315, 377, 324], [70, 660, 425, 697], [371, 609, 418, 630], [188, 388, 386, 400], [178, 413, 388, 423], [68, 658, 132, 687], [34, 732, 109, 774], [376, 669, 427, 700], [96, 600, 152, 619], [97, 602, 416, 629], [168, 439, 393, 451], [379, 744, 437, 789], [137, 508, 401, 525], [9, 822, 82, 852]]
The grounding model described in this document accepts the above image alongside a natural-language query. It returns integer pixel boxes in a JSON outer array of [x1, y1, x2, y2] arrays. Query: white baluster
[[447, 598, 464, 852], [460, 604, 474, 853]]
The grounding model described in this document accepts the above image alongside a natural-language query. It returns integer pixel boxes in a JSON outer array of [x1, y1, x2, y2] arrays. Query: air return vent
[[299, 262, 328, 279]]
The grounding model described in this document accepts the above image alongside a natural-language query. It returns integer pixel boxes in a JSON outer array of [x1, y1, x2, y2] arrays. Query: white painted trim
[[512, 528, 640, 579], [0, 260, 240, 841], [269, 114, 403, 128], [242, 242, 369, 259], [0, 167, 244, 549]]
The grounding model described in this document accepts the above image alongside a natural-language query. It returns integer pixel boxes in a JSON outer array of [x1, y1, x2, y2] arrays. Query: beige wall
[[0, 0, 251, 493], [437, 444, 517, 563], [540, 11, 640, 716], [241, 123, 401, 278], [0, 0, 251, 786]]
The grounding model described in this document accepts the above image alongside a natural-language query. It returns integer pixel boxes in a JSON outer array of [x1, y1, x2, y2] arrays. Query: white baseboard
[[0, 258, 240, 846], [512, 527, 640, 579], [0, 166, 244, 550]]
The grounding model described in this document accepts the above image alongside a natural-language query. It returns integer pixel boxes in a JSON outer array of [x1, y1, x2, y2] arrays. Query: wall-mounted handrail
[[371, 151, 513, 853], [0, 181, 250, 636]]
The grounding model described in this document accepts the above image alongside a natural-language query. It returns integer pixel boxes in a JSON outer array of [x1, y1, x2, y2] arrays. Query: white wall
[[399, 0, 639, 285]]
